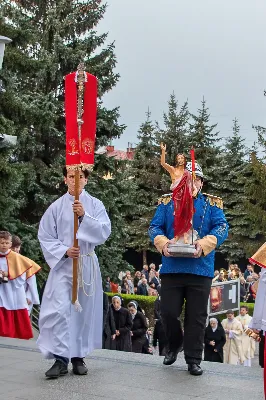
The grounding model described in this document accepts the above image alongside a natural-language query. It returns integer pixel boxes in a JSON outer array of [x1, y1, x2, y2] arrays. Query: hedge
[[106, 292, 255, 327]]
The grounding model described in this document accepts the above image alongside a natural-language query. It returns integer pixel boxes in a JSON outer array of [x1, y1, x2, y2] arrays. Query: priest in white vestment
[[236, 306, 255, 367], [222, 310, 244, 365], [37, 168, 111, 378]]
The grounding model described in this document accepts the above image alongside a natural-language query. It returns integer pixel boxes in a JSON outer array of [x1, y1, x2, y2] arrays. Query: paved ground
[[0, 337, 264, 400]]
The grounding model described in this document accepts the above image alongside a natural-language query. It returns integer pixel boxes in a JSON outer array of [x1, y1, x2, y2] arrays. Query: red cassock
[[65, 71, 97, 169], [172, 170, 194, 238]]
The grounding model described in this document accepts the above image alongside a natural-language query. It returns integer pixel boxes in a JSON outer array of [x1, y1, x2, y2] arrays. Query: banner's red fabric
[[172, 170, 194, 238], [65, 72, 97, 167]]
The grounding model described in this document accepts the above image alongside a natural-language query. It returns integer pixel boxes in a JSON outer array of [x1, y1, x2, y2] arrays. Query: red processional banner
[[65, 71, 97, 169]]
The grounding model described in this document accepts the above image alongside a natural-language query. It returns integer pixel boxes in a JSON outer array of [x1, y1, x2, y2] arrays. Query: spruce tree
[[216, 119, 251, 261], [0, 1, 125, 278], [243, 126, 266, 256], [159, 93, 190, 162], [127, 110, 161, 264], [87, 155, 136, 281], [188, 98, 220, 193]]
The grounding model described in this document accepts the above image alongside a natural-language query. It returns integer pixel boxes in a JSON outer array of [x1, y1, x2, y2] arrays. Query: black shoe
[[45, 360, 68, 379], [188, 363, 203, 376], [163, 351, 178, 365], [71, 358, 88, 375], [163, 344, 183, 366]]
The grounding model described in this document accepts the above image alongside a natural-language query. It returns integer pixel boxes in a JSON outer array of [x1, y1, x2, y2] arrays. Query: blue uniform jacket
[[148, 192, 229, 278]]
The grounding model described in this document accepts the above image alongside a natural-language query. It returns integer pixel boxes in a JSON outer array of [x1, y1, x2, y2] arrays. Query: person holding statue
[[149, 144, 228, 376]]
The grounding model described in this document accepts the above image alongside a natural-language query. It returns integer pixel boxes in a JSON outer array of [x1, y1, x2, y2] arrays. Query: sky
[[98, 0, 266, 150]]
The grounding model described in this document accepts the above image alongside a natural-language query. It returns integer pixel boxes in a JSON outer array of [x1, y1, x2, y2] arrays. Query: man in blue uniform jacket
[[148, 162, 228, 376]]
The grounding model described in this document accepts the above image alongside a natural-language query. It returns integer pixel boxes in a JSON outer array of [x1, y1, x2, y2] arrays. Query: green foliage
[[106, 292, 157, 326], [126, 110, 161, 255], [87, 155, 136, 280], [105, 292, 254, 327], [0, 0, 125, 282], [188, 98, 220, 193], [214, 119, 252, 261]]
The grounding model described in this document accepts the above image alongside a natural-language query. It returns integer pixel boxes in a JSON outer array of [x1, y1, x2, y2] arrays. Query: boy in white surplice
[[37, 167, 111, 378]]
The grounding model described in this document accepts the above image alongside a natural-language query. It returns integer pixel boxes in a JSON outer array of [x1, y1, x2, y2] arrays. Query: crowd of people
[[105, 263, 161, 297], [102, 263, 260, 368], [213, 263, 259, 302], [205, 307, 257, 367]]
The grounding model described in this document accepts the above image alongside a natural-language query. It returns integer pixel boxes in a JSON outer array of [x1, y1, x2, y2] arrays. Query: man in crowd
[[37, 167, 111, 378], [141, 264, 149, 281], [236, 306, 255, 367], [149, 161, 228, 376], [137, 277, 149, 296], [244, 264, 254, 280], [222, 310, 243, 365]]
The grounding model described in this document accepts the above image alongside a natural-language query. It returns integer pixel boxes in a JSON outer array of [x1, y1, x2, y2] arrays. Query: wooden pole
[[72, 168, 80, 304]]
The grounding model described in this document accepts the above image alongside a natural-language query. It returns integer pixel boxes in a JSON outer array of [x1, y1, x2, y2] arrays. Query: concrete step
[[0, 337, 263, 400]]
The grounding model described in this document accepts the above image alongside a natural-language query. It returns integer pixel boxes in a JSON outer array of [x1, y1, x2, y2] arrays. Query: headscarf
[[112, 295, 122, 310], [209, 317, 218, 332]]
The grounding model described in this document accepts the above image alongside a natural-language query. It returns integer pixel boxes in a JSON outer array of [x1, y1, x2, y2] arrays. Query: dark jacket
[[149, 276, 160, 289], [131, 311, 148, 353], [111, 305, 132, 352], [204, 324, 226, 363], [141, 269, 149, 280], [137, 283, 148, 296], [102, 293, 116, 349]]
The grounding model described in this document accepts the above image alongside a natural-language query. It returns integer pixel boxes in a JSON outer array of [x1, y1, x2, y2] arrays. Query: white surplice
[[0, 252, 27, 310], [249, 268, 266, 332], [236, 314, 255, 366], [37, 190, 111, 359], [24, 274, 40, 314]]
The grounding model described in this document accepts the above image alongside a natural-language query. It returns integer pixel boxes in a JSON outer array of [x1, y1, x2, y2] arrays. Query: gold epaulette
[[158, 193, 172, 206], [203, 193, 223, 209]]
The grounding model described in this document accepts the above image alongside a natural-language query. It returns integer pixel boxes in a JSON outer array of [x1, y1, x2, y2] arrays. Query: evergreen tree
[[243, 126, 266, 256], [156, 93, 190, 192], [127, 110, 161, 264], [216, 119, 251, 261], [188, 98, 220, 192], [86, 154, 136, 281], [159, 93, 189, 161], [0, 1, 125, 279]]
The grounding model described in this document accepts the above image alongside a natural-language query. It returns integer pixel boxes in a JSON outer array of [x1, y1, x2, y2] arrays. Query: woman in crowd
[[127, 301, 148, 353], [133, 271, 141, 293], [121, 277, 130, 294], [204, 318, 226, 363], [111, 296, 132, 352], [102, 293, 116, 349]]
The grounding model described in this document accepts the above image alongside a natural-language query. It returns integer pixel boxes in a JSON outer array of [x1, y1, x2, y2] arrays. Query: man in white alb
[[37, 167, 111, 378]]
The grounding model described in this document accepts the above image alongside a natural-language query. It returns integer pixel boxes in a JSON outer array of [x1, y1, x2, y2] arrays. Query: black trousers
[[160, 273, 212, 365]]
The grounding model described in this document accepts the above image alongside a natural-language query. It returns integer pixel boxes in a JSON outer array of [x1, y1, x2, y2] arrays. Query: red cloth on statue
[[172, 169, 194, 238]]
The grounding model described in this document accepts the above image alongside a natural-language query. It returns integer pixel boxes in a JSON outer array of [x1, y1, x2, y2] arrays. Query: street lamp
[[0, 35, 17, 147]]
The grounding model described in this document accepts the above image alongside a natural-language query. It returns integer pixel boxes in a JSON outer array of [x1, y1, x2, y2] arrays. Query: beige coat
[[222, 318, 244, 365], [236, 315, 255, 360]]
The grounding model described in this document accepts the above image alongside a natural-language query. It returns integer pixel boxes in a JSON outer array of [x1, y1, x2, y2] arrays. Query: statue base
[[167, 229, 198, 258], [167, 243, 197, 258]]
